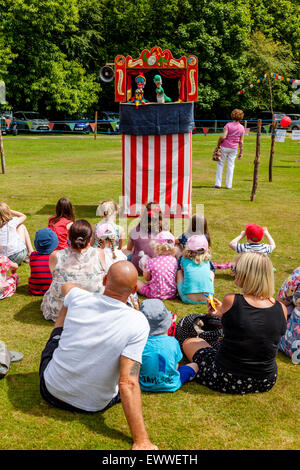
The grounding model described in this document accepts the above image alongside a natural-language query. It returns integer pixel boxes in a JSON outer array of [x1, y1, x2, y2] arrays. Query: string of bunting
[[237, 72, 300, 95]]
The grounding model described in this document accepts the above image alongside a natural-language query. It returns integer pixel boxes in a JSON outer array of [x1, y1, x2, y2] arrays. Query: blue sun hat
[[34, 228, 59, 254], [140, 299, 172, 335]]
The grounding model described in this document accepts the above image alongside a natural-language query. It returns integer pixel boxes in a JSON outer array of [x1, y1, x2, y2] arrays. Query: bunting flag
[[122, 133, 192, 217], [237, 72, 300, 95]]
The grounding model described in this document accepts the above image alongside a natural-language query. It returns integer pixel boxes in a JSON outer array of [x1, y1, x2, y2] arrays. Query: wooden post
[[269, 120, 277, 182], [0, 128, 5, 174], [250, 119, 262, 201], [94, 111, 98, 140], [214, 120, 217, 133]]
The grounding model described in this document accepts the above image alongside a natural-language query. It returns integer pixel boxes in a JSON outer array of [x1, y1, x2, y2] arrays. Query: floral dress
[[41, 246, 105, 321], [278, 267, 300, 364], [0, 255, 19, 300]]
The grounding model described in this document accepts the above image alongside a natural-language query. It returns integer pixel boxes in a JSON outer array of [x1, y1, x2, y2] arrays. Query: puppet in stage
[[130, 73, 148, 108], [154, 74, 172, 103]]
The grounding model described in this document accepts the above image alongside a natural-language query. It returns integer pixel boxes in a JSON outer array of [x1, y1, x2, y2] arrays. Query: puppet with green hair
[[153, 75, 172, 103]]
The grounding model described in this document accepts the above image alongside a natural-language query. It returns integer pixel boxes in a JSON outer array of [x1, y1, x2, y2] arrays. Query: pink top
[[144, 255, 178, 300], [48, 217, 73, 250], [221, 121, 245, 149]]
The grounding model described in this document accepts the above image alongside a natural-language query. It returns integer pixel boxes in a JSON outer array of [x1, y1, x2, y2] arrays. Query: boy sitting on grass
[[229, 224, 276, 255]]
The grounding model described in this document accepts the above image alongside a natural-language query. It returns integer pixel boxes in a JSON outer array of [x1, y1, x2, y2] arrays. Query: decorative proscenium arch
[[115, 47, 198, 103]]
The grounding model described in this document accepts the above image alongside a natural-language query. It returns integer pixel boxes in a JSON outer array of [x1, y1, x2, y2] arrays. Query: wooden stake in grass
[[269, 119, 277, 182], [250, 119, 262, 201], [0, 128, 5, 174], [94, 111, 98, 140]]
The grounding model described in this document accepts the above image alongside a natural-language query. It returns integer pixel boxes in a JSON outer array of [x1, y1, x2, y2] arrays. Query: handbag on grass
[[212, 146, 221, 161]]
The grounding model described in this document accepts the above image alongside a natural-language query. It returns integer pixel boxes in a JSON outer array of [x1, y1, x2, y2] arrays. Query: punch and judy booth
[[115, 47, 198, 217]]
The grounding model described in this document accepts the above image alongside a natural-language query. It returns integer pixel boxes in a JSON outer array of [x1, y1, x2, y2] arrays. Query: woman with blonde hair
[[176, 234, 214, 304], [213, 108, 245, 189], [0, 202, 34, 264], [177, 252, 287, 394]]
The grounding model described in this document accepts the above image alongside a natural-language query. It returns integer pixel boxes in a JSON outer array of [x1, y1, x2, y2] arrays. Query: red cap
[[245, 224, 264, 242]]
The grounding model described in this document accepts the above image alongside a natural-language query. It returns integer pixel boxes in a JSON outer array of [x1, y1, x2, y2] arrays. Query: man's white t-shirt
[[44, 288, 150, 412]]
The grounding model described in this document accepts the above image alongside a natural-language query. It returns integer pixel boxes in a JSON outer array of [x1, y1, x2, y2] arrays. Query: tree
[[0, 0, 102, 116], [244, 31, 297, 112]]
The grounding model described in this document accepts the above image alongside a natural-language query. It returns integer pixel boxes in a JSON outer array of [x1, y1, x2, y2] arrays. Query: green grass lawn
[[0, 133, 299, 450]]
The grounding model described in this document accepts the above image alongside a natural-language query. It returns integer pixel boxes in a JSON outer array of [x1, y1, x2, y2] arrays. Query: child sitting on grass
[[0, 255, 19, 300], [96, 222, 127, 270], [229, 224, 276, 255], [48, 197, 75, 250], [177, 235, 214, 305], [28, 228, 59, 296], [96, 222, 139, 310], [139, 299, 198, 392], [175, 213, 215, 274], [137, 231, 178, 300], [93, 199, 125, 249], [0, 202, 34, 264]]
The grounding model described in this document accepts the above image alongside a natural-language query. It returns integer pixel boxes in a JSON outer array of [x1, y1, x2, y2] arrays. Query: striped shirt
[[236, 243, 273, 255], [29, 251, 52, 295]]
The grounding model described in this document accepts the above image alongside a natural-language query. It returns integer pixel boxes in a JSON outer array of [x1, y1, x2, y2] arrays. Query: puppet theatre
[[115, 47, 198, 217]]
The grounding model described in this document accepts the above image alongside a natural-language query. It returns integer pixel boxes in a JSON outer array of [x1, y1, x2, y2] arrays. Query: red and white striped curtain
[[122, 133, 192, 217]]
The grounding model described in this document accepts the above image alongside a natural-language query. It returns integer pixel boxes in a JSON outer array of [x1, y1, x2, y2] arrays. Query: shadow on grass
[[14, 300, 49, 327], [36, 205, 98, 219], [215, 272, 234, 282], [6, 372, 132, 446], [16, 284, 33, 297]]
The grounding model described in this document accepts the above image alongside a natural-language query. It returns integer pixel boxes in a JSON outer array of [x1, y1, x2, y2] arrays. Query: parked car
[[96, 111, 120, 134], [0, 115, 8, 135], [51, 122, 73, 134], [73, 121, 92, 134], [246, 111, 285, 133], [8, 111, 50, 135]]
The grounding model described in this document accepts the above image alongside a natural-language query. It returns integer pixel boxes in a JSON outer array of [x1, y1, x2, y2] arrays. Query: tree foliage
[[0, 0, 299, 117]]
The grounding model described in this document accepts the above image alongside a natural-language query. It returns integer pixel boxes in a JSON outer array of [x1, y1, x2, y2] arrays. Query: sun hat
[[155, 231, 175, 246], [34, 228, 59, 254], [245, 224, 264, 242], [187, 234, 208, 252], [96, 222, 116, 239], [139, 299, 172, 335]]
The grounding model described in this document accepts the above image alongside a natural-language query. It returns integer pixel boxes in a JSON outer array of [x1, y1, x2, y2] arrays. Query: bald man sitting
[[39, 261, 157, 450]]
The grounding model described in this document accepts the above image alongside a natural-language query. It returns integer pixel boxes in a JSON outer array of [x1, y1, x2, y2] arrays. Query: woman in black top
[[181, 252, 287, 394]]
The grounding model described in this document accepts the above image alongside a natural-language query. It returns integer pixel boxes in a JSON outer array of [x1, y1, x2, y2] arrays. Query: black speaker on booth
[[99, 65, 114, 83]]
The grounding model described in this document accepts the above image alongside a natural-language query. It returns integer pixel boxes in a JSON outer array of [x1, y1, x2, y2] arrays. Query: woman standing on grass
[[213, 109, 245, 190], [178, 252, 287, 394]]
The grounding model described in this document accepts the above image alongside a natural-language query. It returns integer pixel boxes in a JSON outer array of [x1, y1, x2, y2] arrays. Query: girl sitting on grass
[[96, 222, 139, 310], [0, 255, 19, 300], [137, 231, 178, 300], [96, 222, 127, 271], [48, 197, 75, 250], [0, 202, 34, 264], [176, 235, 214, 305], [93, 199, 125, 250]]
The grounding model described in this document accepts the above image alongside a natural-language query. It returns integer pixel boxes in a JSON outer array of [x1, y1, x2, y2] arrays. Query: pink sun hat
[[96, 222, 116, 239], [155, 231, 175, 246], [187, 234, 208, 252]]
